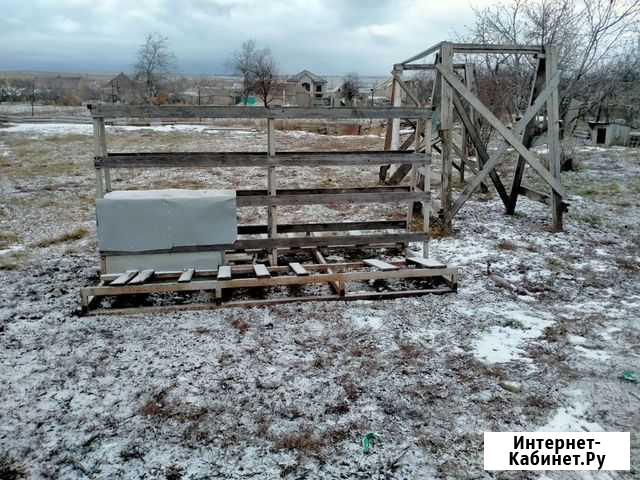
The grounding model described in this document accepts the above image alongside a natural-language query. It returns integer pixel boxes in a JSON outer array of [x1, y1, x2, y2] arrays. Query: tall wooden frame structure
[[383, 42, 567, 233]]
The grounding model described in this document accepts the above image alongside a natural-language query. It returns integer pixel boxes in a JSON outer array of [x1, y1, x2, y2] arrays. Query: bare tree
[[252, 48, 281, 107], [227, 40, 257, 104], [341, 73, 361, 106], [134, 33, 176, 102], [411, 70, 434, 104], [467, 0, 640, 119]]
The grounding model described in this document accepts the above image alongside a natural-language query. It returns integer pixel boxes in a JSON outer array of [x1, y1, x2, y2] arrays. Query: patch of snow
[[0, 244, 24, 256], [538, 389, 602, 432], [472, 309, 553, 364]]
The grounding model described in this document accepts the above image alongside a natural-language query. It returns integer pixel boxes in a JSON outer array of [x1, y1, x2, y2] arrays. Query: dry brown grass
[[33, 227, 89, 248], [0, 252, 27, 271], [497, 239, 517, 251], [0, 231, 20, 248]]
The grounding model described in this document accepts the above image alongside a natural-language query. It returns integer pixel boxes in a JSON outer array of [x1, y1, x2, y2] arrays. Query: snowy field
[[0, 121, 638, 478]]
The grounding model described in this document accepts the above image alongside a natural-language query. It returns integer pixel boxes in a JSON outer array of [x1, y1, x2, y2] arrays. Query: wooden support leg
[[422, 120, 432, 258], [439, 42, 454, 234], [546, 46, 563, 231], [267, 118, 278, 265]]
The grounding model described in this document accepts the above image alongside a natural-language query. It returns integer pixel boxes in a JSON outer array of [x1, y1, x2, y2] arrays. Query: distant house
[[103, 73, 142, 103], [287, 70, 328, 106]]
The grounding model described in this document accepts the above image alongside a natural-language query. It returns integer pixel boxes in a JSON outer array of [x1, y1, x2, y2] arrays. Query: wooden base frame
[[81, 257, 458, 315]]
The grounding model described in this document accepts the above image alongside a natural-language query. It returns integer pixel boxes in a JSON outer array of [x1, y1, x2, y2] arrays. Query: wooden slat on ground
[[128, 269, 155, 285], [178, 268, 195, 283], [217, 266, 232, 280], [253, 264, 271, 278], [289, 262, 310, 276], [407, 257, 446, 268], [363, 259, 399, 271], [109, 270, 138, 286]]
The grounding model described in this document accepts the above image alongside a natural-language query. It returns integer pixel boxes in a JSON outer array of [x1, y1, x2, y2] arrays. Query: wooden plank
[[109, 270, 138, 286], [313, 247, 342, 295], [407, 256, 445, 268], [88, 105, 432, 120], [253, 264, 271, 278], [436, 64, 567, 198], [393, 73, 421, 106], [96, 151, 428, 169], [546, 45, 563, 231], [363, 259, 399, 271], [92, 118, 107, 198], [399, 63, 467, 70], [178, 268, 195, 283], [217, 266, 232, 280], [236, 190, 429, 207], [237, 220, 407, 235], [289, 262, 310, 276], [128, 269, 154, 285], [451, 43, 544, 54], [101, 232, 427, 255]]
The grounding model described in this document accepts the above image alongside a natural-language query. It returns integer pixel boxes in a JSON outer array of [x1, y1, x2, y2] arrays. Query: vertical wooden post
[[546, 46, 563, 231], [391, 65, 403, 150], [439, 42, 454, 233], [92, 117, 106, 198], [406, 119, 421, 231], [422, 118, 432, 258], [267, 118, 278, 265]]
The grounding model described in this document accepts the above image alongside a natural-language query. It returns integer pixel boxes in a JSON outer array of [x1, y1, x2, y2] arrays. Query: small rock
[[499, 381, 522, 393]]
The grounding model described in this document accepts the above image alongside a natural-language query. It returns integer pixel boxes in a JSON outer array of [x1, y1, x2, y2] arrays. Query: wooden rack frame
[[88, 105, 434, 268], [382, 42, 568, 233]]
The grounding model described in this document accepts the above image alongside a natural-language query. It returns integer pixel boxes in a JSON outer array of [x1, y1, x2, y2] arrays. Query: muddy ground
[[0, 122, 638, 479]]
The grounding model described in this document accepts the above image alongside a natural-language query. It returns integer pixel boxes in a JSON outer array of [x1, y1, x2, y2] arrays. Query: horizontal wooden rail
[[95, 151, 428, 168], [100, 232, 426, 255], [237, 220, 407, 235], [87, 105, 433, 120], [451, 43, 544, 54], [235, 188, 428, 207]]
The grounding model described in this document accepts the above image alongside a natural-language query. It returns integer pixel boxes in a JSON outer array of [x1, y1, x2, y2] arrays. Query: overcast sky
[[0, 0, 486, 76]]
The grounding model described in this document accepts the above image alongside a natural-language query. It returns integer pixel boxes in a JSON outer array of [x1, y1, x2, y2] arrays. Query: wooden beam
[[393, 73, 422, 106], [253, 264, 271, 278], [451, 43, 544, 54], [237, 220, 408, 235], [546, 46, 563, 231], [92, 117, 108, 197], [436, 64, 566, 198], [217, 266, 232, 280], [235, 189, 429, 207], [400, 63, 467, 70], [101, 233, 427, 256], [88, 104, 432, 120], [96, 151, 428, 168], [400, 42, 443, 65], [312, 247, 342, 295]]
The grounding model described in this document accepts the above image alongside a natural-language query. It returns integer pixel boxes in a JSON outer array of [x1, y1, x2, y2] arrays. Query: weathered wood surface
[[216, 266, 232, 280], [95, 151, 428, 168], [363, 259, 399, 271], [253, 264, 271, 278], [399, 63, 467, 70], [407, 256, 445, 268], [289, 262, 310, 276], [178, 268, 195, 283], [235, 189, 429, 207], [109, 270, 138, 286], [237, 220, 407, 235], [88, 104, 432, 120], [451, 43, 544, 54], [400, 42, 443, 64], [128, 269, 155, 285], [546, 46, 564, 231], [436, 64, 566, 198]]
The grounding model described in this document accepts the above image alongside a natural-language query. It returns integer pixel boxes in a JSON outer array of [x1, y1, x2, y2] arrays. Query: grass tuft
[[33, 227, 89, 248]]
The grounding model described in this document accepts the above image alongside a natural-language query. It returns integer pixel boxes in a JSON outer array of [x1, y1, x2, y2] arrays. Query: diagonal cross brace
[[436, 65, 566, 199]]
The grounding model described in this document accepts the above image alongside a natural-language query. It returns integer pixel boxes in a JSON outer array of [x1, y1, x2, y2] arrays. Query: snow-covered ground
[[0, 122, 638, 478]]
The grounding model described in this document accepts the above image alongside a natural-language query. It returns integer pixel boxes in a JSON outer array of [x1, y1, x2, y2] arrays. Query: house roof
[[104, 73, 138, 89], [287, 69, 327, 84]]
